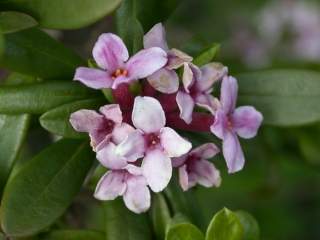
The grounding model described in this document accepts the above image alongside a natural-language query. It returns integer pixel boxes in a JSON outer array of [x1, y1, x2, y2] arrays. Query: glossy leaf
[[0, 82, 98, 114], [104, 199, 152, 240], [40, 98, 105, 138], [41, 230, 104, 240], [0, 28, 84, 79], [193, 43, 220, 67], [1, 139, 95, 237], [0, 114, 30, 195], [0, 11, 37, 34], [235, 211, 260, 240], [0, 0, 121, 29], [205, 208, 243, 240], [237, 70, 320, 126]]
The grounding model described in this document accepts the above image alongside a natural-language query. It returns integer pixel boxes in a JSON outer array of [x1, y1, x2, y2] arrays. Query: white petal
[[96, 142, 128, 169], [176, 91, 195, 124], [112, 123, 135, 145], [99, 104, 123, 124], [94, 171, 126, 200], [116, 130, 145, 161]]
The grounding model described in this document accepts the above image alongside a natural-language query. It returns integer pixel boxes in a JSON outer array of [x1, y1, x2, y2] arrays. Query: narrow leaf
[[193, 43, 220, 66], [41, 230, 104, 240], [0, 11, 38, 34]]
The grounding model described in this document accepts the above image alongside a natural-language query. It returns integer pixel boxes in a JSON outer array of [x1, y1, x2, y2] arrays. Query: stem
[[112, 83, 135, 111]]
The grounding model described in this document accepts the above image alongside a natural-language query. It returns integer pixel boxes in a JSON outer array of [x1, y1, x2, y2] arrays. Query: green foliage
[[0, 11, 37, 34], [0, 82, 98, 114], [0, 28, 84, 79], [104, 199, 152, 240], [237, 70, 320, 126], [193, 43, 220, 66], [0, 0, 121, 29], [40, 230, 104, 240], [0, 31, 3, 58], [235, 211, 260, 240], [1, 139, 95, 237], [40, 98, 105, 139]]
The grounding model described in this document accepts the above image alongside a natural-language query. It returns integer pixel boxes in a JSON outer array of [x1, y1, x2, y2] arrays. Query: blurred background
[[2, 0, 320, 239]]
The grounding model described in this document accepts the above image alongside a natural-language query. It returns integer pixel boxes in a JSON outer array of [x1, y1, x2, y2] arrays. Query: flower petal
[[99, 104, 123, 124], [132, 96, 166, 133], [167, 48, 193, 70], [94, 171, 126, 200], [112, 75, 133, 89], [112, 123, 135, 145], [182, 63, 198, 92], [126, 47, 167, 80], [210, 109, 228, 139], [176, 91, 195, 124], [143, 23, 169, 50], [172, 155, 188, 167], [124, 164, 143, 176], [74, 67, 113, 89], [194, 160, 221, 187], [116, 130, 145, 161], [123, 175, 151, 214], [190, 143, 220, 159], [160, 127, 192, 158], [197, 63, 228, 92], [220, 76, 238, 114], [147, 68, 179, 94], [195, 94, 220, 114], [92, 33, 129, 71], [69, 109, 104, 133], [232, 106, 263, 139], [178, 165, 189, 191], [223, 132, 245, 173], [96, 142, 128, 169], [142, 149, 172, 192]]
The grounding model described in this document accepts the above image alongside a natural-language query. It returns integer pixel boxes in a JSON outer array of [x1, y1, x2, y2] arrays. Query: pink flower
[[143, 23, 193, 94], [74, 33, 167, 89], [69, 104, 134, 158], [94, 165, 150, 214], [176, 63, 228, 124], [116, 96, 192, 192], [173, 143, 221, 191], [210, 76, 263, 173]]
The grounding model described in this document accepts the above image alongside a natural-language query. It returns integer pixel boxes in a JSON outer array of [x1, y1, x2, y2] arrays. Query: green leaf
[[0, 11, 38, 34], [40, 230, 104, 240], [235, 211, 260, 240], [40, 98, 105, 138], [116, 0, 144, 54], [104, 199, 152, 240], [1, 139, 95, 237], [0, 0, 121, 29], [205, 208, 244, 240], [193, 43, 220, 66], [0, 114, 30, 195], [0, 28, 84, 79], [151, 193, 172, 240], [237, 70, 320, 126], [0, 81, 98, 114]]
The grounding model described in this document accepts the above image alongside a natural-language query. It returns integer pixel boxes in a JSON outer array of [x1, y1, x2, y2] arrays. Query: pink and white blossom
[[176, 62, 228, 124], [116, 96, 192, 192], [94, 165, 150, 214], [74, 33, 167, 90], [173, 143, 221, 191], [143, 23, 193, 94], [210, 76, 263, 173]]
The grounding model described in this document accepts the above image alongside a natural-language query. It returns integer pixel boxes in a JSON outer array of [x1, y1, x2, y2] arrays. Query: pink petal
[[112, 75, 133, 89], [132, 96, 166, 133], [196, 63, 228, 92], [143, 23, 169, 51], [190, 143, 220, 159], [94, 171, 126, 200], [178, 165, 189, 191], [194, 160, 221, 187], [99, 104, 123, 124], [223, 132, 245, 174], [142, 149, 172, 192], [220, 76, 238, 114], [74, 67, 113, 89], [123, 175, 151, 213], [112, 123, 135, 145], [116, 130, 145, 161], [232, 106, 263, 139], [96, 142, 128, 169], [126, 47, 167, 80], [147, 68, 179, 94], [176, 91, 195, 124], [160, 127, 192, 158], [92, 33, 129, 71], [182, 63, 194, 92], [124, 164, 143, 176], [167, 49, 193, 70], [172, 155, 188, 167], [90, 130, 111, 152], [69, 109, 104, 133], [210, 109, 228, 140], [195, 94, 220, 114]]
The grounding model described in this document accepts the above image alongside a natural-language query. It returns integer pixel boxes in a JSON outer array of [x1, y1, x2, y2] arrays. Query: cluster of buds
[[69, 23, 263, 213]]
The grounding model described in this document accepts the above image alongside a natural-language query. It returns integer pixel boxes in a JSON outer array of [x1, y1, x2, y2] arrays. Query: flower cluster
[[70, 23, 263, 213]]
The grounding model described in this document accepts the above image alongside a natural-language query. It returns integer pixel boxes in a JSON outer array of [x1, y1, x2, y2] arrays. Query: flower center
[[146, 133, 161, 148], [111, 68, 128, 79], [103, 119, 115, 133], [227, 118, 233, 130]]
